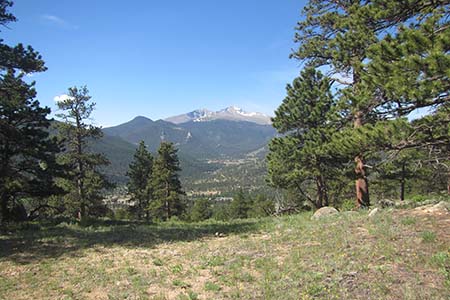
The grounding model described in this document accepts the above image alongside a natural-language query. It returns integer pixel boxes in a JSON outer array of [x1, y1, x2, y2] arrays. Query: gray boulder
[[415, 201, 449, 213], [378, 199, 395, 208], [311, 206, 339, 220], [368, 207, 380, 218]]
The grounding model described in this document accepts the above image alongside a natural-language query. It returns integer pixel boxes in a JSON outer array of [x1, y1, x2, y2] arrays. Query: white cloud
[[41, 14, 79, 29], [54, 94, 73, 103], [42, 14, 65, 25]]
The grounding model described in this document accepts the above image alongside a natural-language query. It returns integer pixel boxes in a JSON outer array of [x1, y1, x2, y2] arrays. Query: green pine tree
[[247, 194, 275, 218], [150, 141, 185, 220], [229, 189, 251, 219], [377, 149, 425, 201], [56, 86, 110, 219], [267, 68, 341, 209], [291, 0, 388, 207], [365, 2, 449, 118], [291, 0, 449, 207], [365, 4, 449, 182], [189, 198, 212, 222], [0, 1, 63, 223], [127, 140, 153, 220]]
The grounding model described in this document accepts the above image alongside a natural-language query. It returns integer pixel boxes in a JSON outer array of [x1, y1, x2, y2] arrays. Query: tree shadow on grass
[[0, 219, 262, 264]]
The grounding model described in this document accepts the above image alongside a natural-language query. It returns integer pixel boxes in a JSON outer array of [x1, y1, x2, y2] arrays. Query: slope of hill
[[92, 115, 276, 190], [88, 134, 137, 184], [103, 117, 276, 160], [1, 207, 448, 299], [91, 133, 223, 185], [165, 106, 272, 125], [183, 146, 272, 197]]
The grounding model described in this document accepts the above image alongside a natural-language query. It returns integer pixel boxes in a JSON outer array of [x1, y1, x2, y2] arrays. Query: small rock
[[311, 206, 339, 220], [419, 199, 435, 206], [379, 199, 395, 208], [415, 201, 449, 213], [368, 207, 380, 218], [432, 201, 449, 211], [414, 204, 432, 210]]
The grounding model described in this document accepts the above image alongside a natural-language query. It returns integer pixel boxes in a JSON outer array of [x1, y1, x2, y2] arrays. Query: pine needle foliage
[[127, 140, 153, 220]]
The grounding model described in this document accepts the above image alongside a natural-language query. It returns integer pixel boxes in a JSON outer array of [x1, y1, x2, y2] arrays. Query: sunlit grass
[[0, 209, 448, 299]]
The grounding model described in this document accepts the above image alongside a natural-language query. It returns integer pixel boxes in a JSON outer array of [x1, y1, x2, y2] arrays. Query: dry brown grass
[[0, 206, 448, 299]]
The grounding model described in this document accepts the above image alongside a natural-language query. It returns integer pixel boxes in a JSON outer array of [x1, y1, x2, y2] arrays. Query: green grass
[[401, 216, 417, 225], [204, 281, 221, 292], [0, 208, 448, 299], [421, 230, 437, 243]]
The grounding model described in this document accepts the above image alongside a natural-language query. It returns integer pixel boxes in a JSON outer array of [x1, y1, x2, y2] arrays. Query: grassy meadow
[[0, 207, 449, 300]]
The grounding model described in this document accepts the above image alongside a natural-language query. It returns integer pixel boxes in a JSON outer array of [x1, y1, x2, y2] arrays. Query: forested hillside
[[97, 117, 276, 191]]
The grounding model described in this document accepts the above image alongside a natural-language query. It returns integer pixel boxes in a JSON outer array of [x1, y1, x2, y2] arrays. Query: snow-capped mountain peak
[[187, 108, 213, 119], [223, 106, 242, 113], [165, 106, 272, 125]]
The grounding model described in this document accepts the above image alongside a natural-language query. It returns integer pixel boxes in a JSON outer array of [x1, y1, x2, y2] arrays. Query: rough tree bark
[[353, 65, 370, 208], [315, 175, 329, 208], [165, 181, 170, 220], [400, 163, 406, 201], [0, 192, 9, 224]]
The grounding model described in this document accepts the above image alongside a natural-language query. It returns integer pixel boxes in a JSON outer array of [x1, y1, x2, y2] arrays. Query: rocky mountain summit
[[165, 106, 272, 125]]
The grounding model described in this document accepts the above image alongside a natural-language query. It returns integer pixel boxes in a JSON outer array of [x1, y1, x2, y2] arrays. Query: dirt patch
[[395, 205, 450, 241]]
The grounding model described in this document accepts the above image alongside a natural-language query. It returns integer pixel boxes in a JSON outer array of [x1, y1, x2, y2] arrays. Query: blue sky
[[4, 0, 307, 126]]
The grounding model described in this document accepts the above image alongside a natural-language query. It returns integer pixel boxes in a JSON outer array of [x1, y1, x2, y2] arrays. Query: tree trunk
[[75, 112, 86, 219], [352, 60, 370, 208], [354, 111, 370, 208], [0, 150, 11, 224], [315, 178, 323, 209], [315, 175, 329, 208], [166, 201, 170, 220], [165, 181, 170, 220], [355, 155, 370, 208], [322, 175, 329, 206], [400, 162, 406, 201], [137, 199, 142, 220], [77, 176, 85, 219], [447, 169, 450, 195], [0, 191, 9, 224]]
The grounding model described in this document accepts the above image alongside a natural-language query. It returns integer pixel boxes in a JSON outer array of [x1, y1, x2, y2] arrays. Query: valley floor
[[0, 207, 448, 299]]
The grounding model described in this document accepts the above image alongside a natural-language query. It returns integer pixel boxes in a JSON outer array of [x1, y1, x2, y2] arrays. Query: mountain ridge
[[93, 112, 277, 193], [103, 117, 276, 159], [164, 106, 272, 125]]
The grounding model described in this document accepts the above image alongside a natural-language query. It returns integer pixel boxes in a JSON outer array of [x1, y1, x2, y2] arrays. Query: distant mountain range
[[94, 107, 276, 188], [165, 106, 272, 125]]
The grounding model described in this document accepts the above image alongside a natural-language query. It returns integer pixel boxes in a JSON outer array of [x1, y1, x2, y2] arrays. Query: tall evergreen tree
[[127, 140, 153, 220], [189, 198, 212, 222], [291, 0, 448, 207], [292, 0, 392, 207], [0, 0, 63, 223], [267, 68, 340, 209], [229, 188, 251, 219], [56, 86, 110, 219], [150, 141, 184, 220]]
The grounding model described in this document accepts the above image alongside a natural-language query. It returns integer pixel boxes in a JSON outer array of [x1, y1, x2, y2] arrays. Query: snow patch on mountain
[[165, 106, 272, 125]]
